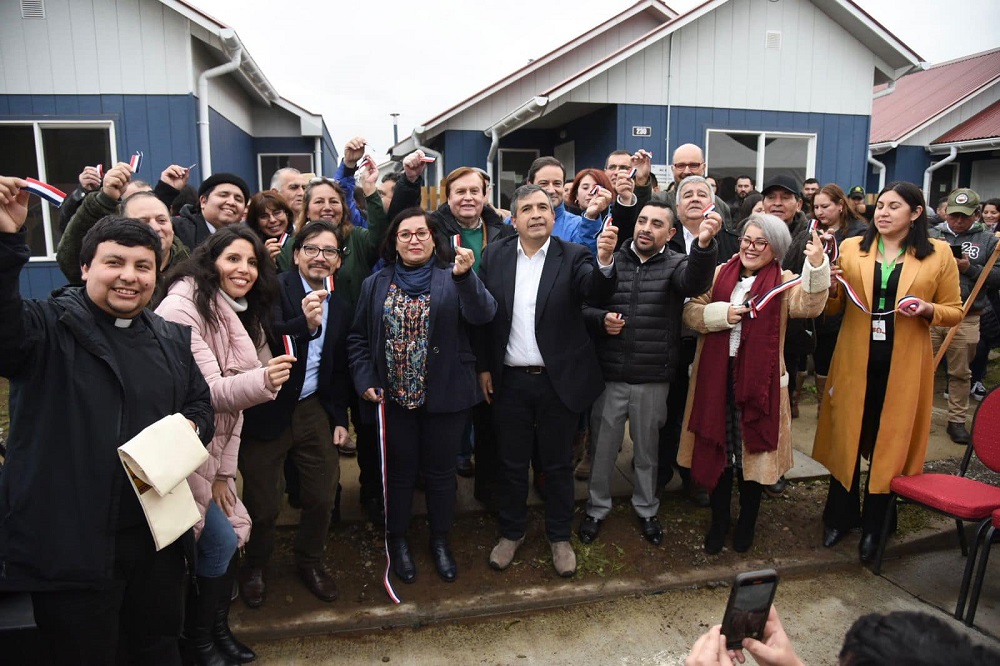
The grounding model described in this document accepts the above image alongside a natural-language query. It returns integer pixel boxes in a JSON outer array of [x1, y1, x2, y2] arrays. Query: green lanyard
[[877, 237, 905, 311]]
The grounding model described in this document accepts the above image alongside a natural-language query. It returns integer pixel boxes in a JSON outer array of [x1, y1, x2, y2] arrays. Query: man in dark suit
[[239, 220, 351, 606], [478, 184, 618, 577]]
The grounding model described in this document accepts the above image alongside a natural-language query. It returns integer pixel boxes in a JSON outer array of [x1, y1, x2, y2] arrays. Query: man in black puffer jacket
[[577, 201, 718, 546]]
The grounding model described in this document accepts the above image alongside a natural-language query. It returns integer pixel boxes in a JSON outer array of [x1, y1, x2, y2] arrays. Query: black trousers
[[494, 369, 578, 542], [31, 526, 186, 666], [657, 336, 696, 489], [823, 359, 895, 536], [349, 386, 383, 504], [383, 401, 467, 538], [473, 400, 500, 505]]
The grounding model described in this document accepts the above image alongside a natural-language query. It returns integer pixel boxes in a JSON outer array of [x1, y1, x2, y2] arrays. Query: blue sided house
[[1, 0, 337, 298], [388, 0, 922, 211]]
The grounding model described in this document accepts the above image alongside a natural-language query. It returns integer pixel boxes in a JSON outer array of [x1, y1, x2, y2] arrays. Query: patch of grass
[[574, 539, 625, 578]]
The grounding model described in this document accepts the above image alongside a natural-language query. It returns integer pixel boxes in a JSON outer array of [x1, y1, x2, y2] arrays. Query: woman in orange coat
[[813, 181, 963, 562]]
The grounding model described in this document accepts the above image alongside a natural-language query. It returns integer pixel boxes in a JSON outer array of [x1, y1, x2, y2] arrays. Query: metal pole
[[390, 113, 400, 146]]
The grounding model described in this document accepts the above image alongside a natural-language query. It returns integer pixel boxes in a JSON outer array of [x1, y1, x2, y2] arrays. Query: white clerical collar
[[114, 317, 134, 328]]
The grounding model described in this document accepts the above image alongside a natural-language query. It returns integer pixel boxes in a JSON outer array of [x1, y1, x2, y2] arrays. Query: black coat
[[172, 203, 213, 250], [0, 231, 214, 591], [242, 270, 352, 441], [477, 235, 616, 413], [348, 262, 497, 422], [584, 239, 717, 383]]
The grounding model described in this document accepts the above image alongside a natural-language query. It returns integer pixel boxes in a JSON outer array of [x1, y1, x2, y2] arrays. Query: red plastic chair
[[873, 385, 1000, 622], [962, 507, 1000, 627]]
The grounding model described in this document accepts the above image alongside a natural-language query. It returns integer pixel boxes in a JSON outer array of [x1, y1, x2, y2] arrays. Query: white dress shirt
[[504, 238, 550, 367]]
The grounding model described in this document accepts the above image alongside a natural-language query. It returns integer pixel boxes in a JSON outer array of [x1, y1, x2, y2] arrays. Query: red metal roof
[[933, 99, 1000, 144], [870, 48, 1000, 144]]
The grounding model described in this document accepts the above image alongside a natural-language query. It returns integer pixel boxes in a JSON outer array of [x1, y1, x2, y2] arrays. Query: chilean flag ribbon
[[377, 399, 402, 604], [23, 178, 67, 208], [837, 275, 918, 317], [129, 150, 143, 173], [745, 276, 802, 319], [281, 334, 295, 357], [807, 220, 840, 263], [324, 275, 335, 294]]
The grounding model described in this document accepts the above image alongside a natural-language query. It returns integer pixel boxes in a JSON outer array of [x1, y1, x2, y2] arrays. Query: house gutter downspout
[[923, 146, 958, 204], [198, 36, 242, 178], [867, 150, 887, 193], [487, 128, 500, 207], [314, 137, 323, 177]]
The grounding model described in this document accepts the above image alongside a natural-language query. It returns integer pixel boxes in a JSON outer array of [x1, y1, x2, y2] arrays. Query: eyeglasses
[[672, 162, 704, 171], [308, 177, 338, 187], [300, 244, 342, 259], [738, 237, 770, 251], [259, 210, 286, 220], [396, 229, 432, 242]]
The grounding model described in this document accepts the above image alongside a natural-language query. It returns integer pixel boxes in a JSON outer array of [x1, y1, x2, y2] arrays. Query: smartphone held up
[[720, 569, 779, 650]]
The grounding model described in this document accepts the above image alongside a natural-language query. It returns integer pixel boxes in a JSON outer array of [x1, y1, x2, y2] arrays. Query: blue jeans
[[196, 500, 238, 578]]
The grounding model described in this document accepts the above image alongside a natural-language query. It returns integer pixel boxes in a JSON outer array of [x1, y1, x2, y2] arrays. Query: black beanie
[[198, 173, 250, 202]]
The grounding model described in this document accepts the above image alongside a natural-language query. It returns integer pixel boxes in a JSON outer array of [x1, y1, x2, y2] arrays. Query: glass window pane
[[41, 127, 113, 250], [707, 132, 759, 205], [497, 149, 539, 211], [0, 125, 47, 256], [762, 136, 809, 190], [259, 155, 314, 191]]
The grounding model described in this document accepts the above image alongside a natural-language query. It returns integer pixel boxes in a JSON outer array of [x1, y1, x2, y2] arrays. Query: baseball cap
[[946, 188, 981, 216], [848, 186, 865, 199], [761, 174, 802, 198]]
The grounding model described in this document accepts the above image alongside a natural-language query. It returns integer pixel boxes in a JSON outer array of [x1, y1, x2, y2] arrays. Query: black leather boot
[[734, 472, 763, 553], [389, 537, 416, 583], [429, 536, 457, 582], [182, 577, 239, 666], [213, 559, 256, 663], [704, 468, 733, 554]]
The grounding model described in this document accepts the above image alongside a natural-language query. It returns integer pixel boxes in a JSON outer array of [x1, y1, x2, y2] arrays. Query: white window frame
[[0, 120, 117, 261], [705, 129, 817, 187], [257, 153, 314, 191]]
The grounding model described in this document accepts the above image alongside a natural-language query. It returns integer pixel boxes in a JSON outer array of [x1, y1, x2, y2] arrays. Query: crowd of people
[[0, 133, 995, 663]]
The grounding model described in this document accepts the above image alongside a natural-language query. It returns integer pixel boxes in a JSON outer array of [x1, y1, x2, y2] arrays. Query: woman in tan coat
[[680, 213, 829, 554], [813, 182, 963, 562]]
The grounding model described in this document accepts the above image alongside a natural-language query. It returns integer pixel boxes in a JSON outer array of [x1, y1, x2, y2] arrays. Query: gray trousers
[[586, 381, 669, 520]]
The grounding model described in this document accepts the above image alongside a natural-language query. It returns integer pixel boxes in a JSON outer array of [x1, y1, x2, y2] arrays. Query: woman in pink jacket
[[157, 226, 294, 665]]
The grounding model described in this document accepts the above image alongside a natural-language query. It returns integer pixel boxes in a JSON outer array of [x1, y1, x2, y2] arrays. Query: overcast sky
[[187, 0, 1000, 159]]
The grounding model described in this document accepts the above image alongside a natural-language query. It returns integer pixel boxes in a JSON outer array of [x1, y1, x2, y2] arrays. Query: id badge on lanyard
[[872, 317, 887, 342]]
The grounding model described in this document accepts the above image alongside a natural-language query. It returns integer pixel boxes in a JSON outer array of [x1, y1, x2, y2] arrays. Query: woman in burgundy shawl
[[678, 213, 829, 554]]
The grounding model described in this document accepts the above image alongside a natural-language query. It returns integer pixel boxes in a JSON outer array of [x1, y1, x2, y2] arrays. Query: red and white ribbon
[[324, 275, 335, 294], [745, 276, 803, 319], [96, 164, 104, 179], [23, 178, 67, 208], [807, 220, 839, 263], [452, 234, 461, 249], [278, 232, 289, 247], [419, 156, 436, 164], [702, 203, 716, 218], [627, 167, 637, 180], [613, 312, 624, 320], [128, 150, 143, 173], [377, 398, 401, 604], [281, 334, 295, 357], [359, 156, 374, 170], [604, 216, 614, 230], [836, 275, 918, 317]]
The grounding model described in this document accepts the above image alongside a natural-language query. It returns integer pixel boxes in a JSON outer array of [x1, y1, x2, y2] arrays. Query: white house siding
[[441, 11, 665, 132], [903, 82, 1000, 147], [668, 0, 875, 117], [0, 0, 192, 96]]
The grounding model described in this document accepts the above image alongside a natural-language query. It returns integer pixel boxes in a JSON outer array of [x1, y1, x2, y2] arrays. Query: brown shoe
[[489, 536, 525, 571], [550, 540, 577, 577], [297, 565, 338, 602], [239, 566, 265, 609]]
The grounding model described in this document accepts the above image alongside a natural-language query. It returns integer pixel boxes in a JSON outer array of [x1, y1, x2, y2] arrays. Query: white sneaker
[[972, 381, 987, 402]]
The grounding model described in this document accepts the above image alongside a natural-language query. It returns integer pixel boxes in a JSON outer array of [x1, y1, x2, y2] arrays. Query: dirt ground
[[251, 476, 939, 618]]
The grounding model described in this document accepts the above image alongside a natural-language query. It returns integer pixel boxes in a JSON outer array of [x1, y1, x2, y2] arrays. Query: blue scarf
[[393, 259, 434, 297]]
